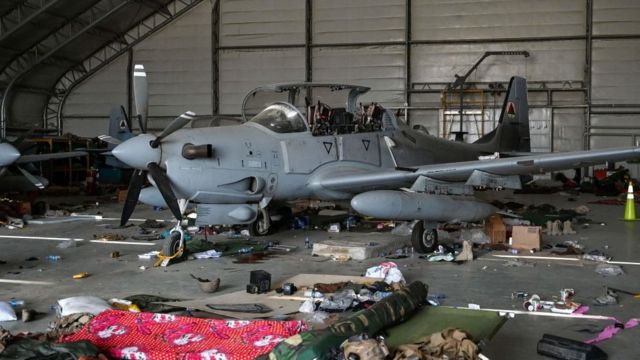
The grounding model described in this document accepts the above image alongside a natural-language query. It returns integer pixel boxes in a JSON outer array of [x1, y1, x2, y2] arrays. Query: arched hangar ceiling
[[0, 0, 205, 138]]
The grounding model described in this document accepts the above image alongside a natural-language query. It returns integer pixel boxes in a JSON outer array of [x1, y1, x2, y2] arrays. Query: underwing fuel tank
[[351, 190, 497, 222]]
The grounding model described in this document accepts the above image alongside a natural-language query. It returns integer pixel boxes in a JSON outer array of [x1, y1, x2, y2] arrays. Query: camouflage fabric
[[268, 281, 428, 360]]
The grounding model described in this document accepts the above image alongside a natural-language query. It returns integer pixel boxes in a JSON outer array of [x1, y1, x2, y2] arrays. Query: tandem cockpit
[[241, 83, 400, 136]]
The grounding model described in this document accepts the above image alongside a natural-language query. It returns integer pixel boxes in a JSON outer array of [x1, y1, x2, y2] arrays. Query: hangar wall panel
[[553, 109, 584, 152], [412, 0, 585, 41], [593, 0, 640, 35], [62, 2, 212, 134], [312, 46, 405, 107], [312, 0, 405, 44], [62, 55, 128, 137], [220, 0, 304, 46], [591, 39, 640, 105], [411, 41, 585, 83], [133, 1, 212, 120], [219, 48, 305, 114]]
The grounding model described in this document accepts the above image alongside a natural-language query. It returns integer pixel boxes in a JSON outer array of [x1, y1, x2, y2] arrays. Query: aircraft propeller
[[0, 133, 47, 189], [114, 64, 195, 226]]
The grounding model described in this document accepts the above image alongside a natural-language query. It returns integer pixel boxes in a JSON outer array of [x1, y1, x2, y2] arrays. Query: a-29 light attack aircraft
[[108, 65, 640, 256]]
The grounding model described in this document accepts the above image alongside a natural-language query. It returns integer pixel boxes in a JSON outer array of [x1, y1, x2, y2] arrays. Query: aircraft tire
[[162, 230, 186, 261], [249, 208, 271, 236], [411, 220, 438, 253]]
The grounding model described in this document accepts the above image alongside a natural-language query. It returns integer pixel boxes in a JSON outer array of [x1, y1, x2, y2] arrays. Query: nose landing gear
[[249, 207, 272, 236], [157, 225, 187, 266]]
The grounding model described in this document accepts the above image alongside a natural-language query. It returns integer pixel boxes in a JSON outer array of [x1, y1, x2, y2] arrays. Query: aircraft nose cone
[[0, 142, 21, 166], [112, 134, 161, 169]]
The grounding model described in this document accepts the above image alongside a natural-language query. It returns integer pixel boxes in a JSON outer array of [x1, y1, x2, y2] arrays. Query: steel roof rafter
[[0, 0, 131, 137], [0, 0, 63, 44], [44, 0, 205, 132]]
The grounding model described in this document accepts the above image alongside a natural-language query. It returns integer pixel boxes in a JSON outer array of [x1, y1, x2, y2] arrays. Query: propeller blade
[[15, 166, 45, 189], [120, 169, 147, 227], [133, 64, 148, 133], [147, 162, 182, 221], [150, 111, 196, 147], [98, 135, 122, 145]]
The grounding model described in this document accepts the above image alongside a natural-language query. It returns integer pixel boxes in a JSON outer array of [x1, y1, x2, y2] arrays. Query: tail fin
[[108, 105, 134, 142], [474, 76, 531, 153]]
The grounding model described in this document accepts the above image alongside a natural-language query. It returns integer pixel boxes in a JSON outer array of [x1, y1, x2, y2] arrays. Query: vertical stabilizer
[[474, 76, 531, 153]]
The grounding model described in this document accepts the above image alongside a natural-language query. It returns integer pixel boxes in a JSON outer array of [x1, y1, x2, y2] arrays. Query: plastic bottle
[[8, 299, 24, 309], [304, 236, 310, 249], [47, 255, 61, 262]]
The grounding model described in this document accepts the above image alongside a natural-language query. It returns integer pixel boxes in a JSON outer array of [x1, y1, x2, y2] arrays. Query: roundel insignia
[[506, 101, 516, 119]]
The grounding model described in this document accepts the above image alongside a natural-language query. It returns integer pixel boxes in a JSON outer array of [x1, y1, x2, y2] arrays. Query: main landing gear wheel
[[411, 220, 438, 253], [249, 207, 272, 236]]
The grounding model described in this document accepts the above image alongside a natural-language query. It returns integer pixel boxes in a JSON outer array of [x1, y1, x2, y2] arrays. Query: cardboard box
[[117, 189, 128, 203], [485, 215, 506, 244], [511, 225, 542, 250]]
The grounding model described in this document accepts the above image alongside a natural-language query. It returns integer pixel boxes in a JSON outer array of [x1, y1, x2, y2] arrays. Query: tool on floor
[[607, 287, 640, 299], [205, 303, 273, 313], [537, 334, 607, 360]]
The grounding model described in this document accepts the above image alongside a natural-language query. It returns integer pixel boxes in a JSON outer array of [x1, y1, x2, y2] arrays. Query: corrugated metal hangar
[[1, 1, 640, 359]]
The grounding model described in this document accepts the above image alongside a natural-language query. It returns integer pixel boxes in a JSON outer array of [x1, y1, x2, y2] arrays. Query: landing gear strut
[[411, 220, 438, 253], [249, 207, 271, 236]]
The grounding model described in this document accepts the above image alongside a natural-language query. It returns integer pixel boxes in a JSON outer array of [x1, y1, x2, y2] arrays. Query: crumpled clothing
[[92, 233, 127, 241], [393, 328, 478, 360], [364, 262, 405, 284], [341, 337, 389, 360], [46, 313, 95, 341], [318, 289, 357, 312], [0, 328, 12, 352], [0, 338, 105, 360], [123, 294, 184, 314], [60, 310, 307, 360], [314, 282, 352, 294]]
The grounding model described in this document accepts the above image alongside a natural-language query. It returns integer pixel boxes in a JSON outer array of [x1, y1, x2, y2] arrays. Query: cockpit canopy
[[242, 83, 370, 121], [249, 102, 307, 134], [243, 83, 399, 136]]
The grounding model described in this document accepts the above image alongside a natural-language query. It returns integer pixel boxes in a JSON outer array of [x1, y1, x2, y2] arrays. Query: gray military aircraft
[[111, 64, 640, 256], [0, 135, 87, 191]]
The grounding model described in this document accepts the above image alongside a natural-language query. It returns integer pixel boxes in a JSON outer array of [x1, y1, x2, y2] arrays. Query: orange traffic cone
[[623, 183, 636, 221]]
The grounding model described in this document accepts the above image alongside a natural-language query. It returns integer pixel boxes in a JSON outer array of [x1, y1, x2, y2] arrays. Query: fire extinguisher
[[86, 167, 97, 195]]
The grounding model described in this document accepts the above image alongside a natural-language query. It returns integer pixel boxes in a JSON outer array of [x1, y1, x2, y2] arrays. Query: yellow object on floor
[[72, 272, 90, 279]]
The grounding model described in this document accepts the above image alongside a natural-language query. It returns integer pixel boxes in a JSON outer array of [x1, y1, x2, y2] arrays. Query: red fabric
[[61, 310, 306, 360]]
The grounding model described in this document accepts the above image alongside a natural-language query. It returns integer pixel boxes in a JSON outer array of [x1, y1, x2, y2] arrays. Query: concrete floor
[[0, 190, 639, 359]]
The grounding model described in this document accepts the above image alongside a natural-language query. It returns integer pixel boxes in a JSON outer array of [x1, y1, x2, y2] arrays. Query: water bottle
[[304, 236, 310, 249], [47, 255, 61, 262], [8, 298, 24, 309]]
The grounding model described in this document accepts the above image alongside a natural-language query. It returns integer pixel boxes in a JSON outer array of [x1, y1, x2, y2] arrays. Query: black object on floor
[[537, 334, 607, 360], [249, 270, 271, 293], [206, 303, 272, 313]]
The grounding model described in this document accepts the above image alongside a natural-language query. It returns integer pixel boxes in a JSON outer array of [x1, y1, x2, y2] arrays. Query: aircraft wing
[[314, 146, 640, 192], [15, 151, 88, 164]]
